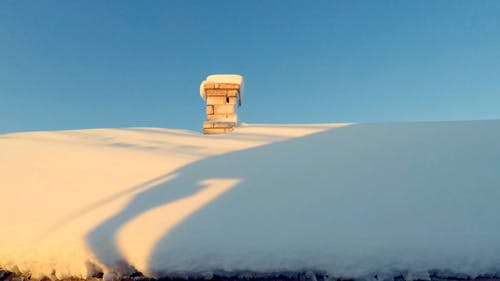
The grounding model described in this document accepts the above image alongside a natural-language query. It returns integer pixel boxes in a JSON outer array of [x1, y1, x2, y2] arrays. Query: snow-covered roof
[[3, 120, 500, 280], [199, 74, 244, 101]]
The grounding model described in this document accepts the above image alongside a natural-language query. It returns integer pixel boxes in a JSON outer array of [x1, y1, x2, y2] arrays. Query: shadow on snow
[[86, 120, 500, 278]]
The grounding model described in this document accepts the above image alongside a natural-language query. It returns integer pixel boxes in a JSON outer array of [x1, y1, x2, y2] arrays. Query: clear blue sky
[[1, 0, 499, 133]]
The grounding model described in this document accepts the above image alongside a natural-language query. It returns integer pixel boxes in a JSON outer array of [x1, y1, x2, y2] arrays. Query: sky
[[1, 0, 499, 133]]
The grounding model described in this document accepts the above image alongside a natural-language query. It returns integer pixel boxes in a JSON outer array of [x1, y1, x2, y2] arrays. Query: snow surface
[[200, 74, 244, 101], [1, 120, 500, 280]]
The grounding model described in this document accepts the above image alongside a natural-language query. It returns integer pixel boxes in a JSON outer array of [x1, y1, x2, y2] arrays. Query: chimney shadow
[[85, 125, 350, 274]]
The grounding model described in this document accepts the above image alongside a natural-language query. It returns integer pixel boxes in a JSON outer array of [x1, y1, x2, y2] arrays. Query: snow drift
[[1, 120, 500, 280]]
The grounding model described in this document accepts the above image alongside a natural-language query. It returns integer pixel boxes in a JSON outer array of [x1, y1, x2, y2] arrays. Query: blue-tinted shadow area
[[86, 120, 500, 277]]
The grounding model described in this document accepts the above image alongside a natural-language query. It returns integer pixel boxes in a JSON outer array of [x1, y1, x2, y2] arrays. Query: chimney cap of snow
[[199, 74, 244, 101]]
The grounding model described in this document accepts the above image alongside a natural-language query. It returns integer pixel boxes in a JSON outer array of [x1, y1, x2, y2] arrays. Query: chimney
[[200, 74, 244, 134]]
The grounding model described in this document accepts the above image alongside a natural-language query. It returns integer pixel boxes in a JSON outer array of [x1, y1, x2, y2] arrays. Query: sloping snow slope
[[1, 121, 500, 280]]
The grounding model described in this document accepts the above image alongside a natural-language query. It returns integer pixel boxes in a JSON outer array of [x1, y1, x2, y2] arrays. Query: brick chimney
[[200, 74, 244, 134]]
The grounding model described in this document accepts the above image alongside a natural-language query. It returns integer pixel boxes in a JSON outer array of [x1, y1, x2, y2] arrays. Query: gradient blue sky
[[1, 1, 499, 133]]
